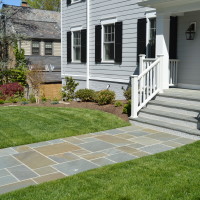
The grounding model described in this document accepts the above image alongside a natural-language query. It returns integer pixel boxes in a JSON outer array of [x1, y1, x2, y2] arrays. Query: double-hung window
[[32, 41, 40, 55], [103, 24, 115, 61], [45, 42, 53, 56], [147, 18, 156, 58], [72, 31, 81, 62]]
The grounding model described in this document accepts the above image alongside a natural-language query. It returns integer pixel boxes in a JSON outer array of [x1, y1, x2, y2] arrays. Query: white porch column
[[156, 13, 170, 90]]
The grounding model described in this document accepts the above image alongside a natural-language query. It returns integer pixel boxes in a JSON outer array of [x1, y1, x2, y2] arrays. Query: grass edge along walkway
[[1, 141, 200, 200], [0, 106, 130, 149]]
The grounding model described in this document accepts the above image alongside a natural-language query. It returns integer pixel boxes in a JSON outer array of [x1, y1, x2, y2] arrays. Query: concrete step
[[155, 95, 200, 107], [130, 117, 200, 137], [139, 108, 198, 129], [148, 100, 199, 117]]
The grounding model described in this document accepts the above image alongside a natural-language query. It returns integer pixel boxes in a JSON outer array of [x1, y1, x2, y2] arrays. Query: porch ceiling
[[138, 0, 200, 14]]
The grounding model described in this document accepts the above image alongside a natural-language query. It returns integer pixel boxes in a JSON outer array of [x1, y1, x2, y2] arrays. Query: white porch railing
[[131, 55, 163, 118], [169, 59, 179, 86]]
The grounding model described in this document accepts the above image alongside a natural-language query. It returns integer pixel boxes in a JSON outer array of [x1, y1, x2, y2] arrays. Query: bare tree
[[26, 65, 44, 103]]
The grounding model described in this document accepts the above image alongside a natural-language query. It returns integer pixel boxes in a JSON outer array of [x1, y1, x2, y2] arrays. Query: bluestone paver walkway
[[0, 125, 199, 195]]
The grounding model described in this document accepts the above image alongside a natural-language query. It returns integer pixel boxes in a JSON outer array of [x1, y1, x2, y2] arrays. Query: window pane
[[104, 43, 114, 61], [32, 41, 40, 55], [73, 31, 81, 61]]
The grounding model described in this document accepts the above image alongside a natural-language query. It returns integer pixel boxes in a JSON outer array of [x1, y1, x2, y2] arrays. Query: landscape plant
[[75, 89, 96, 102], [96, 90, 116, 105], [114, 101, 123, 107], [62, 77, 79, 101], [123, 87, 131, 100]]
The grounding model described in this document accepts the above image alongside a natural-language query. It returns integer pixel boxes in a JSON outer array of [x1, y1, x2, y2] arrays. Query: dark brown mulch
[[0, 101, 129, 122]]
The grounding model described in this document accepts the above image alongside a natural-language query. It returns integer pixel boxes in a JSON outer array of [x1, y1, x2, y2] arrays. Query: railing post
[[157, 55, 164, 93], [139, 54, 146, 74], [131, 75, 138, 118]]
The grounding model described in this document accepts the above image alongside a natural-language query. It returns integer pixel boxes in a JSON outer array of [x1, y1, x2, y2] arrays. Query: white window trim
[[146, 11, 156, 58], [100, 18, 117, 63], [71, 26, 82, 63], [71, 0, 81, 4]]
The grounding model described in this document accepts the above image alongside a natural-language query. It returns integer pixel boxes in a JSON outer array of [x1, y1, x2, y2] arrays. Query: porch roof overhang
[[138, 0, 200, 14]]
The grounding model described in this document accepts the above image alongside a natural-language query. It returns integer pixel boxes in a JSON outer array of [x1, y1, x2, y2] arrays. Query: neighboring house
[[2, 2, 61, 99], [62, 0, 200, 135]]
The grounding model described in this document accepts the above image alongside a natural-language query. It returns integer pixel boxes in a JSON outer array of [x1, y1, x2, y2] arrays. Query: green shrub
[[62, 77, 79, 101], [0, 99, 5, 104], [114, 101, 123, 107], [96, 90, 116, 105], [21, 98, 28, 105], [51, 98, 59, 105], [123, 87, 131, 100], [75, 89, 96, 102], [10, 98, 18, 103], [41, 95, 47, 103], [123, 100, 131, 116], [29, 94, 36, 103]]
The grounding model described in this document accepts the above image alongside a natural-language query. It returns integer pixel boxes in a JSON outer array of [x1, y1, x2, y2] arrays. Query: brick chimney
[[21, 1, 28, 7]]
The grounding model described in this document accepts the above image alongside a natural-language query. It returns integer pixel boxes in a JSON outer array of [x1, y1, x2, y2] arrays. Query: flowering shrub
[[0, 83, 24, 100], [96, 90, 116, 105]]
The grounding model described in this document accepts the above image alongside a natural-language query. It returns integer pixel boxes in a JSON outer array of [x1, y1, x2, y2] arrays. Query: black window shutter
[[137, 18, 147, 63], [67, 0, 71, 6], [81, 29, 87, 63], [115, 22, 123, 63], [95, 25, 102, 63], [67, 31, 72, 63], [169, 16, 178, 59]]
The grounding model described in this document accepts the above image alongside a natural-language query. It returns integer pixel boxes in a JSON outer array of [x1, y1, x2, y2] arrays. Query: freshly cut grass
[[1, 141, 200, 200], [0, 106, 129, 149]]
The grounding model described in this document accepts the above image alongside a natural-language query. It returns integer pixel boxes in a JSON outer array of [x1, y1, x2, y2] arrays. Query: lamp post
[[185, 23, 196, 40]]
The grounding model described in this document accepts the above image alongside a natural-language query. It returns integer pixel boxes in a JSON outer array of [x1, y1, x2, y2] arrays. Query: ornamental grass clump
[[75, 89, 96, 102], [96, 90, 116, 105]]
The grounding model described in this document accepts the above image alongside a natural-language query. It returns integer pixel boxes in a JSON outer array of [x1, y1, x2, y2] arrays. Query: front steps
[[130, 88, 200, 137]]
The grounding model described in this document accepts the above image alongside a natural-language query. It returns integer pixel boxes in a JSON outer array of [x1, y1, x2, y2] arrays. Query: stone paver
[[0, 125, 198, 195]]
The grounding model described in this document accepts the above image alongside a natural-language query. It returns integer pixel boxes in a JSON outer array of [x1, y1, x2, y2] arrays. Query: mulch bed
[[0, 101, 129, 122]]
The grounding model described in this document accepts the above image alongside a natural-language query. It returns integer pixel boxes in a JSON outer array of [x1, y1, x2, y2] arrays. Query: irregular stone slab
[[0, 156, 21, 170], [117, 146, 138, 154], [63, 137, 85, 145], [8, 165, 38, 181], [162, 141, 183, 148], [172, 138, 196, 145], [54, 159, 98, 176], [14, 151, 56, 169], [34, 166, 57, 176], [35, 142, 80, 156], [81, 152, 107, 160], [127, 131, 151, 137], [107, 152, 137, 163], [0, 175, 18, 187], [0, 148, 17, 157], [101, 148, 123, 155], [103, 129, 123, 135], [146, 133, 179, 141], [49, 152, 80, 163], [0, 180, 36, 195], [79, 141, 115, 152], [140, 144, 173, 154], [33, 172, 66, 184], [71, 149, 91, 156], [130, 137, 161, 145], [48, 139, 65, 144], [91, 158, 115, 166], [28, 141, 51, 148], [0, 169, 10, 178], [12, 146, 32, 153], [96, 135, 132, 147]]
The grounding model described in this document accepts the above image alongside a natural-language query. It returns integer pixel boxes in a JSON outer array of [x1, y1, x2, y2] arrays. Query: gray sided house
[[62, 0, 200, 99], [2, 3, 61, 84]]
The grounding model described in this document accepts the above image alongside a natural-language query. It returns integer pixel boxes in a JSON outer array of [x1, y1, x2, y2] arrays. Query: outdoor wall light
[[185, 22, 196, 40]]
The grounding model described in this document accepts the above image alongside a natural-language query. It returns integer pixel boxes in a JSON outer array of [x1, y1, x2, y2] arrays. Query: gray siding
[[62, 0, 148, 99], [177, 11, 200, 89], [62, 0, 87, 78]]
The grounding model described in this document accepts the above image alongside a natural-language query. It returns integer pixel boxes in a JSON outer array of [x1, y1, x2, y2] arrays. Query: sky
[[0, 0, 21, 8]]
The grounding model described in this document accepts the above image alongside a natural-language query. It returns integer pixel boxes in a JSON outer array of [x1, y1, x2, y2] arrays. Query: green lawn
[[0, 106, 129, 149], [1, 141, 199, 200]]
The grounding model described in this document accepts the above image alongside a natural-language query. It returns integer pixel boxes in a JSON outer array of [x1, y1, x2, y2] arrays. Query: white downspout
[[86, 0, 90, 88]]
